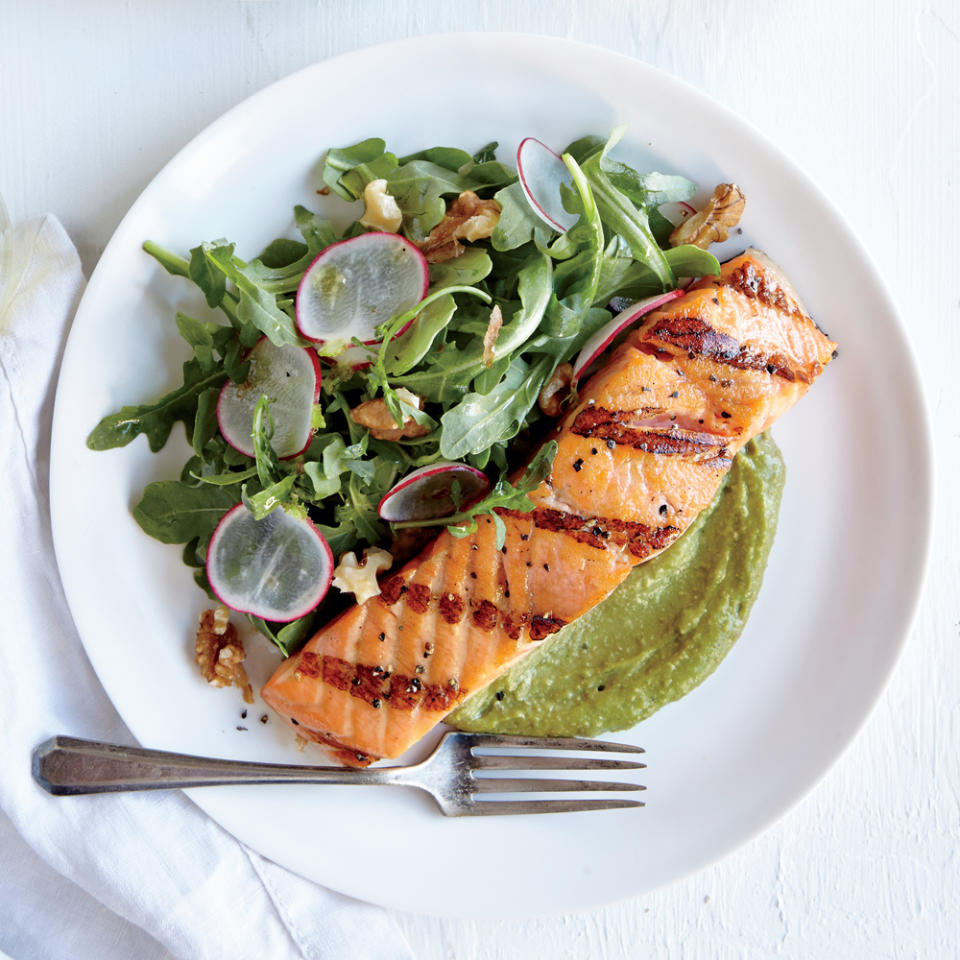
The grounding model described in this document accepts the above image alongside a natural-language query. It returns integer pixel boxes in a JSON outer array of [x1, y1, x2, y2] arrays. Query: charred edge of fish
[[638, 316, 810, 384], [722, 260, 807, 322], [319, 655, 463, 713], [570, 407, 728, 458], [286, 722, 377, 767]]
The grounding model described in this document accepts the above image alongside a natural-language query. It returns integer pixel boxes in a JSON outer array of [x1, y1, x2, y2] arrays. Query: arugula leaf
[[190, 465, 259, 486], [133, 480, 237, 543], [472, 141, 499, 163], [580, 129, 674, 290], [428, 248, 492, 290], [489, 252, 553, 360], [87, 360, 228, 452], [192, 387, 220, 456], [252, 395, 283, 488], [439, 355, 551, 459], [604, 166, 696, 207], [384, 293, 457, 376], [198, 241, 306, 347], [322, 138, 397, 200], [242, 474, 296, 520], [664, 244, 721, 279], [175, 313, 220, 372], [257, 237, 309, 269], [491, 181, 553, 251], [542, 155, 604, 338]]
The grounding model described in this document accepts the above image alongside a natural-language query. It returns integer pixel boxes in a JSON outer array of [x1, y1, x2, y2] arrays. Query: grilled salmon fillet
[[262, 249, 836, 764]]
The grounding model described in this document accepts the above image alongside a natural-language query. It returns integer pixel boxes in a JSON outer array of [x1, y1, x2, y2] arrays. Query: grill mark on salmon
[[640, 315, 808, 383], [262, 249, 837, 764], [570, 406, 729, 457], [500, 506, 680, 559]]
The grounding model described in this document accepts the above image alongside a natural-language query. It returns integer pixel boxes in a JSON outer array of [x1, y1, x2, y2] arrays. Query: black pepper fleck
[[240, 709, 247, 719], [543, 563, 550, 571], [371, 699, 381, 709], [415, 664, 425, 674], [766, 363, 775, 374], [470, 571, 477, 579], [504, 589, 510, 598], [606, 439, 616, 449], [573, 458, 584, 472], [410, 678, 421, 692], [378, 632, 385, 641], [659, 504, 668, 516], [501, 545, 507, 554], [670, 390, 679, 399], [712, 297, 719, 305], [721, 411, 731, 419], [597, 685, 606, 692], [591, 447, 598, 455], [495, 690, 505, 701], [352, 676, 361, 686], [291, 718, 300, 726], [520, 533, 529, 541], [260, 714, 268, 724], [236, 725, 248, 731]]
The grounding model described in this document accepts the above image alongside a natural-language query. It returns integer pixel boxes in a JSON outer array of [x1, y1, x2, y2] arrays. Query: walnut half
[[195, 607, 254, 703], [538, 363, 573, 417], [669, 183, 746, 249], [350, 388, 431, 441], [419, 191, 501, 263]]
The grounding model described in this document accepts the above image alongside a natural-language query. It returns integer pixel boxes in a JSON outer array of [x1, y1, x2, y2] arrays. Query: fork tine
[[462, 734, 645, 754], [471, 777, 645, 793], [458, 798, 645, 816], [471, 754, 645, 771]]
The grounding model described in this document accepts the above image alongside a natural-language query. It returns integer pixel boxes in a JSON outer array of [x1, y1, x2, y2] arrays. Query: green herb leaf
[[133, 480, 238, 544], [491, 181, 554, 252], [86, 360, 228, 452]]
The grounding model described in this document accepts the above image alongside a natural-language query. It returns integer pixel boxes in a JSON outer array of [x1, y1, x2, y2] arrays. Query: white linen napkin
[[0, 212, 413, 960]]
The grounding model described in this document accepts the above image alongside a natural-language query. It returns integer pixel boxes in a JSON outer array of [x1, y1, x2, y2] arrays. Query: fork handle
[[32, 736, 405, 795]]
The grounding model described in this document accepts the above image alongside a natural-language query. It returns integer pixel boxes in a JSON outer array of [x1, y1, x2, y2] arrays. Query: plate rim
[[49, 32, 934, 917]]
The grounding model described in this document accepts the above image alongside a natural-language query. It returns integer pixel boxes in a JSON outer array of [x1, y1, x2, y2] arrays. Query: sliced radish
[[217, 337, 321, 459], [378, 462, 491, 523], [658, 200, 697, 227], [206, 503, 333, 622], [295, 232, 428, 345], [572, 291, 686, 384], [517, 137, 579, 233]]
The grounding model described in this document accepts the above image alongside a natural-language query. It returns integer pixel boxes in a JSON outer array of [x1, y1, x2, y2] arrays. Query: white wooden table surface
[[2, 1, 958, 957]]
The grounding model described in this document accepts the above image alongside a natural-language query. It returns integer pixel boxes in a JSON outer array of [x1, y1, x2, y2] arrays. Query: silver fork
[[33, 732, 645, 816]]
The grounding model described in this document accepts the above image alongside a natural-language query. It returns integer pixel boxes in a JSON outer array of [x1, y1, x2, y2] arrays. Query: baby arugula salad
[[87, 127, 720, 657]]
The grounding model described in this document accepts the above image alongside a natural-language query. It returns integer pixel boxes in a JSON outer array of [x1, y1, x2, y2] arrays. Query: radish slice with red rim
[[572, 290, 686, 384], [378, 461, 491, 523], [517, 137, 579, 233], [295, 232, 429, 346], [658, 200, 697, 227], [217, 337, 321, 459], [206, 503, 334, 622]]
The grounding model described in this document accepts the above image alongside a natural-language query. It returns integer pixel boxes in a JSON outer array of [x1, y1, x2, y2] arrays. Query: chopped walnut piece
[[359, 178, 403, 233], [350, 389, 431, 441], [419, 191, 501, 263], [481, 304, 503, 368], [538, 362, 574, 417], [669, 183, 746, 249], [195, 607, 253, 703]]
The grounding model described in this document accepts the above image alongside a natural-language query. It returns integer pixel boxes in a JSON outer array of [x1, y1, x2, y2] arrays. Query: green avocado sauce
[[448, 432, 785, 737]]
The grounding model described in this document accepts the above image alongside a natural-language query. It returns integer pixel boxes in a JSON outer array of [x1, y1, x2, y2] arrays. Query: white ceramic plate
[[50, 34, 932, 917]]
